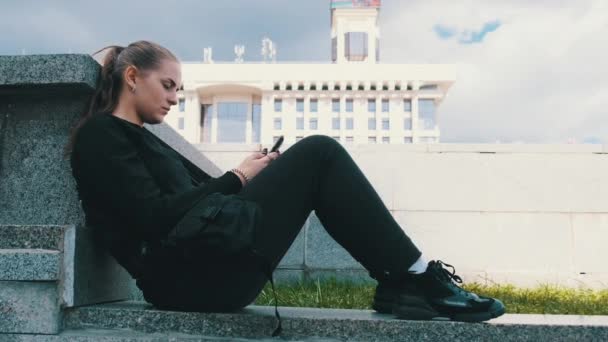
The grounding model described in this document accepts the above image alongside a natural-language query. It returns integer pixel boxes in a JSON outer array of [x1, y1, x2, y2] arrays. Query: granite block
[[145, 123, 223, 177], [305, 269, 376, 285], [0, 54, 98, 93], [63, 225, 133, 307], [0, 225, 66, 250], [277, 220, 306, 268], [273, 269, 305, 284], [0, 94, 87, 226], [0, 249, 60, 281], [305, 213, 365, 269], [62, 301, 608, 341], [128, 281, 146, 302], [0, 281, 60, 334]]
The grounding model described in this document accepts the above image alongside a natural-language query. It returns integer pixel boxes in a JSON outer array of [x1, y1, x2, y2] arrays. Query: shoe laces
[[432, 260, 463, 284], [429, 260, 476, 298]]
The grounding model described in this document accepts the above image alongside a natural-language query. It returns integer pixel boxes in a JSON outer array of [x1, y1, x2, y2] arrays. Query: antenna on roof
[[234, 44, 245, 63], [261, 37, 277, 63], [203, 47, 214, 63]]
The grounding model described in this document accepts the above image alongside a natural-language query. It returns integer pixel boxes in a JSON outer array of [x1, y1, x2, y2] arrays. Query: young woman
[[66, 40, 504, 335]]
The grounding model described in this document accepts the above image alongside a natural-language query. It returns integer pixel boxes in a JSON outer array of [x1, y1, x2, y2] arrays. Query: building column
[[411, 94, 419, 143], [262, 95, 274, 145], [211, 98, 218, 143], [186, 92, 200, 144]]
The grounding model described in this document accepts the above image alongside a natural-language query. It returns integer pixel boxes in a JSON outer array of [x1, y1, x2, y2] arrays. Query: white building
[[166, 0, 455, 146]]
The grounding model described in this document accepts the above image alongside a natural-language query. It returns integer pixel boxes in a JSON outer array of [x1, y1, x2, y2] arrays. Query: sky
[[1, 0, 606, 143]]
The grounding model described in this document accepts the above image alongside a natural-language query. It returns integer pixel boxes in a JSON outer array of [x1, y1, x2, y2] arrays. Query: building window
[[418, 99, 436, 130], [178, 117, 185, 130], [296, 136, 304, 142], [345, 98, 354, 112], [274, 98, 282, 112], [420, 84, 438, 91], [252, 103, 261, 143], [345, 32, 368, 62], [273, 136, 280, 143], [332, 136, 340, 142], [368, 98, 376, 112], [296, 98, 304, 112], [201, 104, 213, 143], [178, 98, 185, 112], [382, 118, 390, 130], [404, 137, 413, 144], [404, 99, 412, 112], [274, 118, 282, 130], [217, 102, 247, 143], [332, 117, 340, 130], [382, 99, 389, 112], [368, 118, 376, 130], [332, 36, 337, 62], [368, 136, 377, 143], [346, 117, 354, 130], [346, 136, 354, 143], [332, 98, 340, 112], [404, 117, 412, 130], [382, 136, 390, 144], [296, 117, 304, 130], [310, 99, 318, 112], [309, 118, 318, 130]]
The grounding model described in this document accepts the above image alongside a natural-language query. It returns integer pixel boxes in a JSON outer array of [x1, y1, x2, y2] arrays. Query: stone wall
[[199, 142, 608, 288]]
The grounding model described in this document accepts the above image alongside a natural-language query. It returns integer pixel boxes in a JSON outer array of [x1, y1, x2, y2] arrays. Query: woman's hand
[[233, 149, 281, 185]]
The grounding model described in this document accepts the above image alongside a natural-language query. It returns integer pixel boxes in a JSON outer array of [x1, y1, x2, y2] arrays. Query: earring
[[130, 86, 136, 93]]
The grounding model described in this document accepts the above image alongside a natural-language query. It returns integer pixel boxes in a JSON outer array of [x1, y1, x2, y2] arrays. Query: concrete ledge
[[63, 301, 608, 341], [3, 328, 342, 341], [0, 249, 60, 281], [0, 54, 98, 95]]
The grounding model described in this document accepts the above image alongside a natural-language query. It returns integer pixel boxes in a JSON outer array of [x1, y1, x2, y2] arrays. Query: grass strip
[[254, 278, 608, 315]]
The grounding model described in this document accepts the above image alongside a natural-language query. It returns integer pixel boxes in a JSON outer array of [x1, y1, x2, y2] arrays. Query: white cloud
[[381, 0, 608, 143]]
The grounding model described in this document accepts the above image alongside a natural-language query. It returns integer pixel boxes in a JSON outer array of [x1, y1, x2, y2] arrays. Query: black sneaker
[[372, 260, 505, 322], [373, 281, 444, 321]]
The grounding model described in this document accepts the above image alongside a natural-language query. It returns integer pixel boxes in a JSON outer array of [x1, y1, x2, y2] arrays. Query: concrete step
[[0, 248, 62, 334], [0, 248, 61, 281], [63, 301, 608, 341], [0, 225, 67, 250]]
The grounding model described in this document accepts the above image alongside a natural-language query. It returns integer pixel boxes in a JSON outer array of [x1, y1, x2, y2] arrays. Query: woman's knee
[[297, 134, 344, 157], [300, 134, 339, 148]]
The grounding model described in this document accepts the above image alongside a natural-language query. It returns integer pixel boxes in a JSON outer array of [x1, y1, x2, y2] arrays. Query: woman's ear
[[123, 65, 139, 91]]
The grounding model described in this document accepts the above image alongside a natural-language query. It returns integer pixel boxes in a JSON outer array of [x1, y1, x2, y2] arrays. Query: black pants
[[139, 135, 421, 311]]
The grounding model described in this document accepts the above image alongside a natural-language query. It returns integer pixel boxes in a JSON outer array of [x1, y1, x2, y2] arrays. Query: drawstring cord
[[250, 248, 283, 337]]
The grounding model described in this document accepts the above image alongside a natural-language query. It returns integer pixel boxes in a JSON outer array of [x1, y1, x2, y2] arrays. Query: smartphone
[[270, 135, 284, 153]]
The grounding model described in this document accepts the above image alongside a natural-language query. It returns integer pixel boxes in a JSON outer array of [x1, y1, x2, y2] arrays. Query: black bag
[[162, 192, 263, 260]]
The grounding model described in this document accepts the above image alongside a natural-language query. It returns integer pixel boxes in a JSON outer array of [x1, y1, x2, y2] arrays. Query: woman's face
[[131, 59, 182, 125]]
